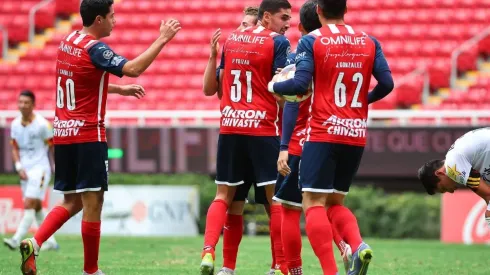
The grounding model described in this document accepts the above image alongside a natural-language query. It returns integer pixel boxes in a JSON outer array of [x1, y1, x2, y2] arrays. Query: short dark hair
[[318, 0, 347, 19], [300, 0, 322, 33], [258, 0, 292, 20], [80, 0, 114, 27], [244, 7, 259, 25], [417, 159, 444, 195], [19, 90, 35, 104]]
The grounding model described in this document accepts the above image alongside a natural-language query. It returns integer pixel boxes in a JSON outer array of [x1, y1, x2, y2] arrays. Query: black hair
[[258, 0, 292, 20], [300, 0, 322, 33], [19, 90, 35, 104], [417, 159, 445, 195], [80, 0, 114, 27], [317, 0, 347, 19]]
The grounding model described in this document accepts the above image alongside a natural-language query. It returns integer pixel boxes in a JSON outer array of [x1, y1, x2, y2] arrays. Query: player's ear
[[298, 23, 305, 34]]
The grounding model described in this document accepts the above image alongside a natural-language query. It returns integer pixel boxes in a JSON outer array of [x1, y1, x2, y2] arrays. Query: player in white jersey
[[3, 91, 59, 251], [418, 127, 490, 226]]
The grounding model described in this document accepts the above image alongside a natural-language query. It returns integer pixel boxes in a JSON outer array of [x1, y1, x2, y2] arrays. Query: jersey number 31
[[56, 77, 76, 110]]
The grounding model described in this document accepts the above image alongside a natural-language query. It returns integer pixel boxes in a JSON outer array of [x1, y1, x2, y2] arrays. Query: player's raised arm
[[203, 29, 222, 96], [268, 35, 314, 96], [122, 19, 181, 77], [367, 36, 394, 104]]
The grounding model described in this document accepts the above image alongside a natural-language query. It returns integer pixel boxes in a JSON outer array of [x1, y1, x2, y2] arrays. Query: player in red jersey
[[202, 7, 288, 275], [199, 1, 292, 275], [19, 1, 180, 274], [269, 0, 394, 274]]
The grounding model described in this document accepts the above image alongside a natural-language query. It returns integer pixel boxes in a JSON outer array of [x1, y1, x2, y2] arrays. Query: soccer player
[[268, 0, 394, 274], [199, 1, 292, 274], [418, 127, 490, 227], [274, 1, 348, 274], [203, 7, 287, 275], [3, 91, 59, 252], [19, 1, 180, 274]]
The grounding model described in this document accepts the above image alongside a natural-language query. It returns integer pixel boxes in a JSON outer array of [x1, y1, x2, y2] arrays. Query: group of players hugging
[[13, 0, 490, 275]]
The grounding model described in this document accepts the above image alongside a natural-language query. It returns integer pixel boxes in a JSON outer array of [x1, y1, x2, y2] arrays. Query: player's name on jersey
[[221, 106, 266, 128], [232, 58, 250, 65], [229, 33, 267, 44], [336, 62, 363, 69], [320, 35, 367, 46], [58, 69, 73, 77], [59, 41, 83, 57]]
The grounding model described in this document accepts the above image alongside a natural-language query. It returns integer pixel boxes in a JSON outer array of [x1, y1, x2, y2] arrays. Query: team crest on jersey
[[103, 50, 114, 59]]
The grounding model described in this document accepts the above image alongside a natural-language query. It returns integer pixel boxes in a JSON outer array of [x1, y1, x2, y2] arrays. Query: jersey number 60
[[56, 77, 76, 111]]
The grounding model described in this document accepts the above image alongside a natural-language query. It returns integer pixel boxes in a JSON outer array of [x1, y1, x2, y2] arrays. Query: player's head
[[80, 0, 115, 38], [258, 0, 292, 35], [18, 90, 35, 116], [299, 0, 322, 35], [418, 159, 458, 195], [317, 0, 347, 21], [238, 7, 259, 31]]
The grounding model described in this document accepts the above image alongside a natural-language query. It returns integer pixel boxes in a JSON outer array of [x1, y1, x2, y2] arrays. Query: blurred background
[[0, 0, 489, 245]]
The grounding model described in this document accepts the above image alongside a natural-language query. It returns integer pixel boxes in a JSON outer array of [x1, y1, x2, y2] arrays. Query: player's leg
[[220, 192, 248, 274], [327, 145, 371, 275], [5, 169, 42, 250], [74, 142, 109, 275], [300, 142, 338, 275], [273, 155, 303, 275], [247, 136, 286, 274], [30, 168, 59, 251], [202, 134, 243, 275]]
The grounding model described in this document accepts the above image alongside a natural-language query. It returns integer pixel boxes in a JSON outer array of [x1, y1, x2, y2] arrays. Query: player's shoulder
[[34, 113, 50, 125], [11, 116, 22, 127]]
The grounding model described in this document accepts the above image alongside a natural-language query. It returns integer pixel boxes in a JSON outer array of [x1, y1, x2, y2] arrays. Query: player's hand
[[275, 67, 284, 74], [159, 19, 181, 43], [19, 170, 28, 181], [120, 84, 146, 99], [277, 151, 291, 176], [210, 29, 221, 58], [271, 73, 281, 83]]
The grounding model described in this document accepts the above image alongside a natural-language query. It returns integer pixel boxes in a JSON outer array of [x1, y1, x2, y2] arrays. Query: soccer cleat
[[216, 267, 236, 275], [40, 241, 59, 252], [347, 242, 373, 275], [82, 270, 105, 275], [342, 244, 353, 274], [4, 237, 19, 251], [19, 239, 38, 275], [200, 253, 215, 275], [266, 269, 276, 275], [274, 270, 291, 275]]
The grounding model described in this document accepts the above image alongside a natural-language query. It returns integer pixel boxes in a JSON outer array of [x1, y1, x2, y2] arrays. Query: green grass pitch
[[1, 236, 489, 275]]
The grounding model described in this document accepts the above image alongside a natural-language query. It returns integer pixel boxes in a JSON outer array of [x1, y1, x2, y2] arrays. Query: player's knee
[[23, 198, 38, 210], [302, 192, 327, 210], [215, 185, 236, 205], [325, 193, 345, 207], [228, 201, 245, 215]]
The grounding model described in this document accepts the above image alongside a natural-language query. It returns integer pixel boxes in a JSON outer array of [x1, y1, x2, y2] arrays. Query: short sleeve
[[445, 150, 474, 188], [88, 42, 128, 78]]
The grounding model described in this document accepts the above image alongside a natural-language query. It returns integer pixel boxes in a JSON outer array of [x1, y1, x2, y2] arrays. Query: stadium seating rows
[[0, 0, 489, 111]]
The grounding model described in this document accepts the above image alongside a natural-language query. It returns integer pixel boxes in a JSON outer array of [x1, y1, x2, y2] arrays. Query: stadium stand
[[0, 0, 489, 113]]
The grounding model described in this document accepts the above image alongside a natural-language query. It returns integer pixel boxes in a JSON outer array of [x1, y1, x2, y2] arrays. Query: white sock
[[35, 210, 57, 244], [12, 209, 35, 242]]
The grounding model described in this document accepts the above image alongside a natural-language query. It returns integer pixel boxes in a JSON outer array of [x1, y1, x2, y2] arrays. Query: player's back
[[220, 26, 284, 136], [306, 24, 376, 146], [55, 31, 110, 145]]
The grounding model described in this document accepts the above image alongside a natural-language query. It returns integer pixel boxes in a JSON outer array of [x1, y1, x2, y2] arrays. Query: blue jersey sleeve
[[286, 52, 297, 66], [280, 101, 300, 151], [272, 35, 291, 74], [271, 35, 315, 95], [368, 36, 394, 104], [216, 49, 225, 82], [88, 42, 128, 78]]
